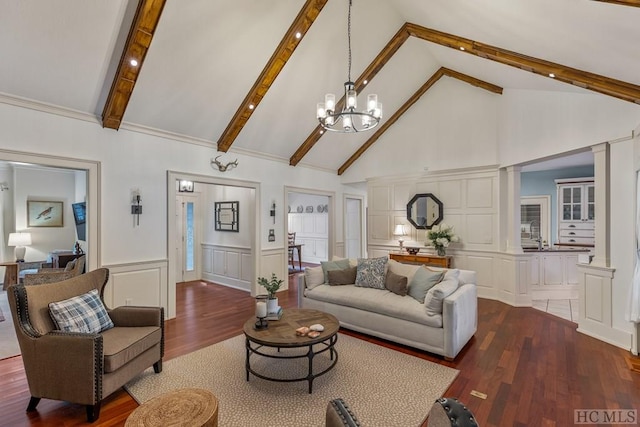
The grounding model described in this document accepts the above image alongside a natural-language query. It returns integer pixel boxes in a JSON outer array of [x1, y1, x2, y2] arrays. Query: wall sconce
[[393, 224, 407, 253], [0, 182, 9, 191], [178, 180, 194, 192], [131, 189, 142, 226], [270, 201, 276, 224]]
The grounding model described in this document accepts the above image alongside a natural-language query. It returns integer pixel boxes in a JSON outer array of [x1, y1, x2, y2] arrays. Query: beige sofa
[[298, 259, 477, 359]]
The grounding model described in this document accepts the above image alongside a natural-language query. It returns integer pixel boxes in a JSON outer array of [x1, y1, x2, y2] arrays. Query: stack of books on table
[[266, 307, 283, 321]]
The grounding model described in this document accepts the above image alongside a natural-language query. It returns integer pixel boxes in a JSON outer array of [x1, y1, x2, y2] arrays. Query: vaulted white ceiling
[[0, 0, 638, 173]]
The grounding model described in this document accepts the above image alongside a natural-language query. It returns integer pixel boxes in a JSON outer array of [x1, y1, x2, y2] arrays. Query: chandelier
[[316, 0, 382, 133]]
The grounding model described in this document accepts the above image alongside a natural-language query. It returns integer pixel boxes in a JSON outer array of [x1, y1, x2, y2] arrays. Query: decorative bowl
[[406, 247, 420, 255]]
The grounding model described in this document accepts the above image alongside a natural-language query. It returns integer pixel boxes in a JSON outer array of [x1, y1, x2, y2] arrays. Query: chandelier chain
[[347, 0, 352, 83]]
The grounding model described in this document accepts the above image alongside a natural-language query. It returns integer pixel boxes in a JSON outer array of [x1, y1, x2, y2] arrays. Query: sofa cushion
[[101, 326, 162, 373], [425, 269, 460, 315], [385, 270, 408, 296], [49, 289, 114, 333], [305, 284, 443, 328], [305, 266, 325, 290], [64, 258, 77, 272], [407, 267, 444, 303], [328, 266, 357, 285], [332, 256, 358, 268], [387, 259, 421, 283], [321, 259, 351, 283], [355, 257, 388, 289]]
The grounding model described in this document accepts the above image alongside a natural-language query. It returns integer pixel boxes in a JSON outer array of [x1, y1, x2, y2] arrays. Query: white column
[[505, 166, 523, 254], [591, 143, 610, 267]]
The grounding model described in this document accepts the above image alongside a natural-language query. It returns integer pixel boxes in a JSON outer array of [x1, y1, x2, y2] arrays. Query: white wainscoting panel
[[370, 186, 391, 211], [103, 260, 168, 313], [577, 264, 631, 351], [260, 248, 287, 293], [467, 178, 493, 208], [438, 180, 463, 209], [202, 244, 252, 292], [466, 214, 493, 245]]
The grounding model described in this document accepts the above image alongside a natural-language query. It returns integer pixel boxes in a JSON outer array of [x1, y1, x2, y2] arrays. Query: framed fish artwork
[[27, 200, 64, 227]]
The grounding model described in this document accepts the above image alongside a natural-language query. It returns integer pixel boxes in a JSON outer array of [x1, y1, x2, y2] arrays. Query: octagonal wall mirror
[[406, 193, 443, 230]]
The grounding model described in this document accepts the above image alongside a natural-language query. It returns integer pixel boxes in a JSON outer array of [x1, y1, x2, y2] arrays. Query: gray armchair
[[23, 255, 85, 285], [7, 268, 164, 422]]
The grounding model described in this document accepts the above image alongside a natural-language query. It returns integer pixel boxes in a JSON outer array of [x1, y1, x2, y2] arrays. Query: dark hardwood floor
[[1, 274, 639, 426]]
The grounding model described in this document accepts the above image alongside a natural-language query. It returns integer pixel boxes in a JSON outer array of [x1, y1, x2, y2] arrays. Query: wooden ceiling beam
[[102, 0, 166, 130], [337, 67, 502, 175], [591, 0, 640, 7], [289, 24, 411, 166], [406, 23, 640, 105], [216, 0, 328, 153]]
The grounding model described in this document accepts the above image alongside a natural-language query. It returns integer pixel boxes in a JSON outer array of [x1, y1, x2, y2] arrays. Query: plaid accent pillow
[[49, 289, 114, 333]]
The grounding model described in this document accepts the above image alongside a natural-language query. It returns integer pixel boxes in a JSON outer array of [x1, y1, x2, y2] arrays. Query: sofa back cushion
[[407, 267, 444, 303], [304, 266, 325, 290], [387, 259, 421, 283], [424, 269, 460, 315], [355, 257, 388, 289]]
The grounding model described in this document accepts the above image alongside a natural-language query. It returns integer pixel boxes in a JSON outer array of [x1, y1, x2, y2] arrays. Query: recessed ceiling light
[[549, 73, 555, 78], [295, 32, 302, 39], [249, 104, 255, 110], [363, 80, 368, 85], [320, 130, 324, 134], [459, 47, 465, 51], [130, 59, 138, 67]]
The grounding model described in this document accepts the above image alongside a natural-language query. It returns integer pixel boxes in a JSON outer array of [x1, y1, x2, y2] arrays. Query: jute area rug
[[126, 333, 458, 427], [0, 290, 21, 360]]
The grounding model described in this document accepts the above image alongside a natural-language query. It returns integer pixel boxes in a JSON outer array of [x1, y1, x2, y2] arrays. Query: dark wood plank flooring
[[1, 274, 639, 426]]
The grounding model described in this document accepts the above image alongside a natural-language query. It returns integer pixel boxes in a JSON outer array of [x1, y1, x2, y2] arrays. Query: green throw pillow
[[407, 267, 444, 303], [321, 258, 351, 283]]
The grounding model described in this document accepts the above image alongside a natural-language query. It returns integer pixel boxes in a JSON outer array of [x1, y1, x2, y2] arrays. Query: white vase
[[267, 297, 279, 313]]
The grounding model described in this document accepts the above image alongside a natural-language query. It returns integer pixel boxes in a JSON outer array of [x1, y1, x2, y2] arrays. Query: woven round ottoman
[[125, 388, 218, 427]]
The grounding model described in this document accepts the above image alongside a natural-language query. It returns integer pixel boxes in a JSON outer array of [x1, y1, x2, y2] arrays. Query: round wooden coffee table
[[243, 308, 339, 393]]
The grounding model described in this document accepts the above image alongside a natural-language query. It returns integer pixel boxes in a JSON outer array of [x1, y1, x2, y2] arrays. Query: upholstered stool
[[125, 388, 218, 427], [427, 397, 478, 427]]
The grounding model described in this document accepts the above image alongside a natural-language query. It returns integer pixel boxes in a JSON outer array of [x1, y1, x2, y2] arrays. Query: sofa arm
[[24, 332, 103, 405], [442, 283, 477, 359], [108, 306, 164, 328], [326, 398, 361, 427]]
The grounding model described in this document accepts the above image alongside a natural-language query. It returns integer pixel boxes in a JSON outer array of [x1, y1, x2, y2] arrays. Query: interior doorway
[[344, 195, 365, 259]]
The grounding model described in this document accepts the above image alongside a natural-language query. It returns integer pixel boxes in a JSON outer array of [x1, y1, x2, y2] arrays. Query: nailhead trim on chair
[[434, 398, 478, 427], [13, 285, 39, 338], [330, 398, 361, 427]]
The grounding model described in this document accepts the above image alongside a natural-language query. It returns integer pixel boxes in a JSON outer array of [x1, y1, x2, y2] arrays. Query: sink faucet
[[536, 237, 543, 251]]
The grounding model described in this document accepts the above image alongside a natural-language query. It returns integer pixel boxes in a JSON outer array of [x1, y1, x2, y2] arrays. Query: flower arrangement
[[257, 273, 284, 299], [426, 222, 459, 256]]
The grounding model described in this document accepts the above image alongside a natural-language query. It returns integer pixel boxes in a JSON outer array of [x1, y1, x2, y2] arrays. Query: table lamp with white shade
[[393, 224, 407, 253], [8, 232, 32, 262]]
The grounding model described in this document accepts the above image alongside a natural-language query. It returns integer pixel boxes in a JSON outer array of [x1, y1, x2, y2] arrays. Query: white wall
[[202, 184, 254, 247], [14, 165, 78, 261]]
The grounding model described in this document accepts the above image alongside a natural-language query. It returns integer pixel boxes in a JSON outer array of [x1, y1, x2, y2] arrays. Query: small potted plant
[[258, 273, 284, 313]]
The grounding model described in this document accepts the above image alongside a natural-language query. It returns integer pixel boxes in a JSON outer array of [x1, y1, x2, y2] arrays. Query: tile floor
[[531, 299, 579, 322]]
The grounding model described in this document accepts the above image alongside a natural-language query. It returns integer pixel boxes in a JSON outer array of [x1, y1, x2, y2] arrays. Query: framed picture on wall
[[215, 201, 239, 232], [27, 200, 64, 227]]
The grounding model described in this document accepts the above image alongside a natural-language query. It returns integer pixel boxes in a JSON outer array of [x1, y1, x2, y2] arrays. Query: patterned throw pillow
[[407, 267, 444, 303], [355, 257, 388, 289], [49, 289, 114, 333]]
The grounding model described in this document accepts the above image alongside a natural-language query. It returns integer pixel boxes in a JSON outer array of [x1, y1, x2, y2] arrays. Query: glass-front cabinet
[[556, 177, 595, 246]]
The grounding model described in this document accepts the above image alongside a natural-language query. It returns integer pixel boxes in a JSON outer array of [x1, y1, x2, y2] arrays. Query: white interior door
[[345, 197, 363, 259], [175, 194, 199, 282]]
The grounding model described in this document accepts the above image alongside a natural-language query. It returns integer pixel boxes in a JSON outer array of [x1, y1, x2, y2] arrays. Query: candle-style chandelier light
[[316, 0, 382, 133]]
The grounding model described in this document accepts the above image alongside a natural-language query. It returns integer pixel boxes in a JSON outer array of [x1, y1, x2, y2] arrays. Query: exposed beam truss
[[337, 67, 502, 175], [215, 0, 328, 152], [291, 22, 640, 170], [102, 0, 166, 130], [591, 0, 640, 7]]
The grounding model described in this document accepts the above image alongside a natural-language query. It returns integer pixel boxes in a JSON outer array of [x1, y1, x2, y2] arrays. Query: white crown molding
[[0, 92, 100, 124], [365, 164, 501, 183]]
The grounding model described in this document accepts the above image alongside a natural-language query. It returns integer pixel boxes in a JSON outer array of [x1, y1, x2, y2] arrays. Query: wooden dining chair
[[288, 232, 296, 268]]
